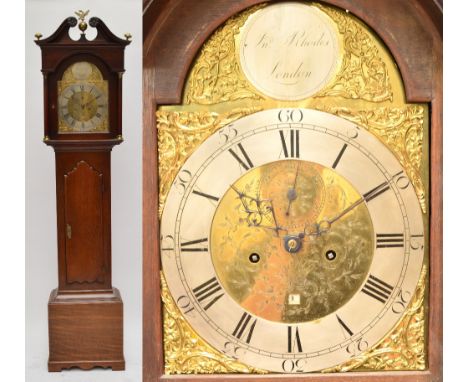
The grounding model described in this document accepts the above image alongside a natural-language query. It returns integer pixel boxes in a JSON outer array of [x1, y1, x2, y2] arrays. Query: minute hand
[[316, 180, 390, 233], [327, 197, 364, 226]]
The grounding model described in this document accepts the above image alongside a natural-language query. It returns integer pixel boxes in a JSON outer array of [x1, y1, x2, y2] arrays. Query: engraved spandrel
[[315, 4, 393, 102], [322, 265, 427, 372], [57, 61, 109, 133], [183, 2, 394, 104], [314, 105, 426, 213], [160, 272, 267, 375], [158, 0, 428, 372], [156, 107, 263, 218], [159, 108, 427, 373]]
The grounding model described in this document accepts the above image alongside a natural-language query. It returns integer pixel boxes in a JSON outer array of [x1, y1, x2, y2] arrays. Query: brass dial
[[160, 109, 425, 373], [57, 61, 109, 133], [211, 160, 374, 323]]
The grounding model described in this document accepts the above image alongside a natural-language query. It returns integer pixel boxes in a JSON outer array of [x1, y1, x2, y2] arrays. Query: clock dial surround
[[57, 61, 109, 134], [160, 108, 425, 373], [144, 0, 441, 379]]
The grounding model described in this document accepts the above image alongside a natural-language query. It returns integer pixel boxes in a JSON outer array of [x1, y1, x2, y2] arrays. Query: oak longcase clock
[[143, 1, 441, 382], [35, 11, 130, 372]]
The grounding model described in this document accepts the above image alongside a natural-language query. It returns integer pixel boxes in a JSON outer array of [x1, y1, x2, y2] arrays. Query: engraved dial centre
[[210, 159, 375, 324], [68, 91, 99, 122]]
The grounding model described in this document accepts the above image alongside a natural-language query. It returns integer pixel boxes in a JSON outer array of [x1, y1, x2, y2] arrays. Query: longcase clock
[[35, 11, 131, 372], [143, 1, 441, 382]]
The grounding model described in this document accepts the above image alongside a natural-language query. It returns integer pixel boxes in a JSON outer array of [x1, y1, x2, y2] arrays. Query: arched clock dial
[[160, 109, 424, 373], [57, 61, 109, 133]]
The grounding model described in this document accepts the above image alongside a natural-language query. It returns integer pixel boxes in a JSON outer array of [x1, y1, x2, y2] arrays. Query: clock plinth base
[[47, 287, 125, 372]]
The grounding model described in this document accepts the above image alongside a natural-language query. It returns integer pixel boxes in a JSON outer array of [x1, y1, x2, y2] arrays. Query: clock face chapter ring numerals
[[57, 61, 109, 134], [160, 109, 425, 373], [58, 83, 108, 132]]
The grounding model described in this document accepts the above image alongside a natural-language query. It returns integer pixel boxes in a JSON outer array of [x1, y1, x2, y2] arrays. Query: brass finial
[[35, 33, 43, 41], [75, 9, 90, 33], [124, 33, 132, 41]]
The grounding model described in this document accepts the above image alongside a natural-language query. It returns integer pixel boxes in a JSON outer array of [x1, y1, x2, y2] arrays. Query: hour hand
[[230, 185, 284, 234]]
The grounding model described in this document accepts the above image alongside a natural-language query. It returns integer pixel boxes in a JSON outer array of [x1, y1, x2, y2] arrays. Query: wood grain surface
[[36, 16, 130, 372]]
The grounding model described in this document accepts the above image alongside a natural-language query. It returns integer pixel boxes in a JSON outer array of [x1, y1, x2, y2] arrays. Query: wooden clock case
[[143, 1, 442, 381], [36, 16, 130, 372]]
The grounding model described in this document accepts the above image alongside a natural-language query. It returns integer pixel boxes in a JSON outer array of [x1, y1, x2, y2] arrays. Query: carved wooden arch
[[143, 2, 442, 382]]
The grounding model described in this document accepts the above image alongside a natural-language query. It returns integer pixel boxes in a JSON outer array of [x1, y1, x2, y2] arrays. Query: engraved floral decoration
[[212, 162, 375, 323], [162, 264, 426, 374], [184, 6, 265, 105], [314, 105, 426, 213], [322, 265, 427, 372], [158, 105, 426, 215], [316, 4, 393, 102], [157, 0, 428, 374], [161, 272, 267, 374], [157, 107, 262, 216], [158, 106, 427, 373], [184, 2, 393, 105]]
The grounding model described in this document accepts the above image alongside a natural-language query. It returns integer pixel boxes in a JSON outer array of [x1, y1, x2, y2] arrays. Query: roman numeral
[[361, 275, 394, 304], [332, 144, 348, 169], [279, 130, 300, 158], [287, 326, 303, 353], [192, 190, 219, 202], [363, 181, 390, 202], [192, 277, 224, 311], [232, 312, 257, 344], [336, 315, 354, 337], [376, 233, 404, 248], [180, 238, 208, 252], [228, 143, 254, 171]]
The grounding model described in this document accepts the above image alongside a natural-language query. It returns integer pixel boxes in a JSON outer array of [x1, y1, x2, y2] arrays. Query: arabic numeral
[[394, 173, 410, 189], [218, 124, 238, 143], [346, 337, 368, 356], [392, 289, 412, 314], [160, 235, 175, 253], [222, 341, 241, 360], [410, 234, 424, 250], [174, 169, 192, 194], [278, 109, 303, 123], [176, 295, 195, 315], [281, 358, 305, 373]]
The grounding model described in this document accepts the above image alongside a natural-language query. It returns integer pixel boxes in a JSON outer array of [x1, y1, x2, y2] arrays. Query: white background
[[24, 1, 142, 381], [0, 1, 463, 382]]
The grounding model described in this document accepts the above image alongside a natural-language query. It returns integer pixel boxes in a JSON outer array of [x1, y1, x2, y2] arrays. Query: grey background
[[25, 1, 142, 381]]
